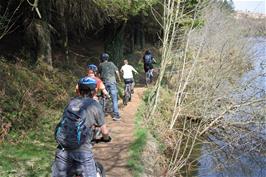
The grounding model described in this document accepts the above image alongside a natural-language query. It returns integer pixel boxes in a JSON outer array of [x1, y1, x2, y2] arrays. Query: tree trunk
[[26, 19, 52, 69], [134, 22, 141, 50], [105, 22, 126, 64], [59, 1, 69, 61], [130, 27, 135, 53], [140, 12, 145, 49], [25, 0, 53, 69]]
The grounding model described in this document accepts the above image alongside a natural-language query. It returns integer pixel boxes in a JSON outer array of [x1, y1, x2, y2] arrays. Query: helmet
[[100, 53, 109, 62], [87, 64, 98, 73], [78, 76, 97, 91], [145, 50, 151, 55]]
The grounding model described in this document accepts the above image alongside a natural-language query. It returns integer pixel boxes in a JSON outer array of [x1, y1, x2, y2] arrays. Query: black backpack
[[55, 98, 92, 149], [144, 54, 153, 64]]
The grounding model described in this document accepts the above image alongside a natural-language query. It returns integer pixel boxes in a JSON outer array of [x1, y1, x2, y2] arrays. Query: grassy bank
[[0, 57, 81, 176], [128, 92, 149, 177], [0, 112, 59, 177]]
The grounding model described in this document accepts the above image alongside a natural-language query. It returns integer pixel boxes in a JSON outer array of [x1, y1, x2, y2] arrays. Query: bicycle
[[145, 68, 153, 85], [98, 94, 113, 115], [123, 79, 133, 106]]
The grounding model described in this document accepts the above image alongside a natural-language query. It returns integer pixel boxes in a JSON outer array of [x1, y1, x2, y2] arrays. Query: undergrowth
[[128, 91, 148, 177], [0, 57, 81, 176], [0, 111, 60, 177]]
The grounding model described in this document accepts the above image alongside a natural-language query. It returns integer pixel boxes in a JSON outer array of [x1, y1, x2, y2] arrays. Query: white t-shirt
[[120, 64, 138, 79]]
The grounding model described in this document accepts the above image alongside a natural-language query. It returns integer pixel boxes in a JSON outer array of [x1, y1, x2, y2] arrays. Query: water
[[196, 37, 266, 177]]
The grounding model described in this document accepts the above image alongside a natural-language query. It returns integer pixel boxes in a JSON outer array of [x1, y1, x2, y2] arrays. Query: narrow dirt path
[[94, 87, 145, 177]]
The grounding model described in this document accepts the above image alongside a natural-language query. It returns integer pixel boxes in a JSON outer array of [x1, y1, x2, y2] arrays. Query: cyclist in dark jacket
[[143, 50, 156, 85], [143, 49, 156, 73]]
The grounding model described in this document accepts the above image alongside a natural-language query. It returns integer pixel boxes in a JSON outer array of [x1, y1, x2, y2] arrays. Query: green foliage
[[94, 0, 159, 20], [0, 57, 78, 134], [0, 55, 83, 175], [0, 112, 59, 177], [222, 0, 234, 12], [128, 101, 148, 177], [0, 15, 8, 32]]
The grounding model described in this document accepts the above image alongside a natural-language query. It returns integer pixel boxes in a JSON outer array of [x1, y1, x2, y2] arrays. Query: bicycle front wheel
[[96, 162, 106, 177]]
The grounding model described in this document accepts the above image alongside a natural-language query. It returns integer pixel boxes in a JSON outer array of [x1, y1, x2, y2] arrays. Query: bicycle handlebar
[[91, 127, 111, 144], [91, 136, 112, 144]]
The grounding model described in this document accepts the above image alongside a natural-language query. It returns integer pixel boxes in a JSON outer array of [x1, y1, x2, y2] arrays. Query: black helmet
[[78, 76, 97, 91], [145, 50, 151, 55], [100, 53, 109, 62]]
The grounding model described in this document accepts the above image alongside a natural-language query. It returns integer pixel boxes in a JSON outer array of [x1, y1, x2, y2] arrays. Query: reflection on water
[[198, 143, 266, 177], [197, 38, 266, 177], [240, 37, 266, 100]]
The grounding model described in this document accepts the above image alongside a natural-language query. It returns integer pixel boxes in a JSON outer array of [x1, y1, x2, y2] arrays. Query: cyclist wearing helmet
[[98, 52, 121, 120], [76, 64, 110, 100], [120, 59, 138, 93], [143, 49, 156, 73], [52, 76, 110, 177]]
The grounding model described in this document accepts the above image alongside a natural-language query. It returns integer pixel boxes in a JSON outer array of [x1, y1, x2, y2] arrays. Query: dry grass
[[143, 1, 266, 176]]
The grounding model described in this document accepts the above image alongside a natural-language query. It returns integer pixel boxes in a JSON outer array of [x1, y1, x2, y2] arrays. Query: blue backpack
[[55, 98, 92, 149], [144, 54, 153, 64]]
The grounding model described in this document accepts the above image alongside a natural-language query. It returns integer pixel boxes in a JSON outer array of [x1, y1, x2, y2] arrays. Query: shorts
[[124, 78, 134, 84], [51, 149, 97, 177]]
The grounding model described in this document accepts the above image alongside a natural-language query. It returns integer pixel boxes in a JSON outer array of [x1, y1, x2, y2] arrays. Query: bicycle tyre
[[123, 95, 129, 105], [123, 84, 132, 105], [96, 161, 106, 177]]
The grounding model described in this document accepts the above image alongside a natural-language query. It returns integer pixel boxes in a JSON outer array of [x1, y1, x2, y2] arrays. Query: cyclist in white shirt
[[120, 59, 138, 93]]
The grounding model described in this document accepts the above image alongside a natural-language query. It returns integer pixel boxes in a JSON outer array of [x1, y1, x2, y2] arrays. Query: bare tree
[[0, 0, 24, 40], [143, 1, 266, 176]]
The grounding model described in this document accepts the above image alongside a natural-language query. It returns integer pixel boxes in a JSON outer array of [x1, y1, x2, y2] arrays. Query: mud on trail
[[94, 87, 145, 177]]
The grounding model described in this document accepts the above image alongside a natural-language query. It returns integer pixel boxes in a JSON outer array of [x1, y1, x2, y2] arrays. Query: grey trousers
[[51, 149, 97, 177]]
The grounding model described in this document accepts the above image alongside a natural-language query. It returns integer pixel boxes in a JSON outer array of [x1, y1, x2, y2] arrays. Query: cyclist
[[120, 59, 138, 94], [98, 53, 121, 121], [143, 49, 156, 84], [75, 64, 110, 100], [52, 76, 111, 177]]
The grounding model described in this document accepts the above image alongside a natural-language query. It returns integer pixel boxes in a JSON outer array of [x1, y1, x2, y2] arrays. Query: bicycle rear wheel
[[123, 84, 131, 105], [96, 162, 106, 177], [147, 69, 154, 85], [123, 95, 129, 105]]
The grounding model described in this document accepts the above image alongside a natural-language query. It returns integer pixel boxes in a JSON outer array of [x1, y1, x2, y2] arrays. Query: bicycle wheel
[[96, 162, 106, 177], [123, 84, 130, 105], [145, 72, 150, 85], [105, 97, 113, 113], [123, 90, 129, 105], [123, 95, 129, 105], [128, 84, 132, 102]]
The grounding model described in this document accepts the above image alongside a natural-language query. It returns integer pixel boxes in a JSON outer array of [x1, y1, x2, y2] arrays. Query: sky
[[232, 0, 266, 14]]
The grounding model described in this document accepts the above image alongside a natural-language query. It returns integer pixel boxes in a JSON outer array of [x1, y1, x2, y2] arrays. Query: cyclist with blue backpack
[[143, 49, 156, 85], [52, 76, 111, 177]]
